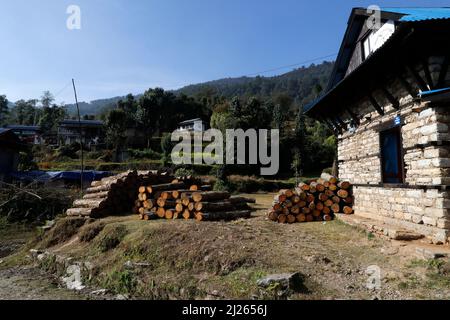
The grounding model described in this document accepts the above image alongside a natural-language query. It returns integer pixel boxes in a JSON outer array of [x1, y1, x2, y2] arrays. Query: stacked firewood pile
[[134, 179, 256, 222], [66, 171, 173, 218], [268, 173, 353, 224]]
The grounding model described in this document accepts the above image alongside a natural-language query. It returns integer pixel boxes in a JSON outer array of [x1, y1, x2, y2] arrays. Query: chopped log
[[320, 173, 338, 184], [83, 191, 109, 199], [324, 199, 333, 207], [306, 194, 315, 203], [322, 206, 331, 215], [66, 208, 95, 217], [195, 210, 251, 222], [182, 210, 192, 220], [338, 181, 351, 190], [296, 214, 306, 223], [73, 199, 105, 208], [298, 183, 310, 191], [306, 215, 314, 222], [316, 202, 324, 211], [194, 201, 235, 212], [302, 207, 311, 215], [277, 214, 287, 224], [143, 200, 154, 209], [175, 203, 184, 213], [192, 191, 230, 202], [284, 200, 293, 208], [287, 215, 296, 224], [323, 215, 332, 222], [290, 205, 300, 215], [318, 193, 329, 202], [282, 207, 290, 215], [161, 192, 173, 200], [332, 196, 341, 204], [331, 204, 340, 213], [274, 194, 287, 203], [189, 185, 199, 191], [138, 186, 146, 194], [156, 207, 166, 218], [337, 189, 349, 198], [298, 201, 307, 208], [181, 197, 191, 207], [188, 202, 195, 212], [328, 184, 337, 191], [268, 211, 279, 221], [343, 206, 354, 215], [165, 209, 175, 220], [147, 182, 186, 193], [143, 211, 158, 220]]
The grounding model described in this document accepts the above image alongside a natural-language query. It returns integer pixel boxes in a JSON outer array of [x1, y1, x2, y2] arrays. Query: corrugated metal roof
[[383, 8, 450, 22], [0, 128, 10, 135]]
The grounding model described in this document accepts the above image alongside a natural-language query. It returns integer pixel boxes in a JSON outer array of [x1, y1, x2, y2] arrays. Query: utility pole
[[72, 79, 84, 195]]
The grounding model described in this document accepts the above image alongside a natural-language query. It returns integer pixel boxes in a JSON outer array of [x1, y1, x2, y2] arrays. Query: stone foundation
[[353, 186, 450, 244]]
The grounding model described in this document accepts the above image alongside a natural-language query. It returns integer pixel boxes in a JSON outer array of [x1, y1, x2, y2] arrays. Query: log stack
[[66, 170, 174, 218], [267, 173, 353, 224], [136, 185, 256, 222]]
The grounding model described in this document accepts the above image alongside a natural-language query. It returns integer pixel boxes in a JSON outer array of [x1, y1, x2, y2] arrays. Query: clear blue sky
[[0, 0, 447, 104]]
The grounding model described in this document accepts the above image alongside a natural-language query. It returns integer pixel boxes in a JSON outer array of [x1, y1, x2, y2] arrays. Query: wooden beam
[[421, 58, 434, 89], [329, 118, 343, 134], [368, 94, 385, 116], [320, 117, 338, 134], [406, 64, 429, 92], [398, 74, 416, 97], [438, 56, 449, 88], [335, 116, 347, 130], [344, 107, 360, 125], [381, 87, 400, 110]]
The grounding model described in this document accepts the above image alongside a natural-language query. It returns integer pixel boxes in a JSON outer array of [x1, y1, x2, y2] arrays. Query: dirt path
[[1, 193, 449, 300], [0, 266, 85, 300]]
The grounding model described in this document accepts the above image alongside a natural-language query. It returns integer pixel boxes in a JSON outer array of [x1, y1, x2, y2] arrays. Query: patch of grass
[[39, 217, 86, 248], [78, 221, 105, 242], [95, 224, 128, 252], [102, 269, 137, 294]]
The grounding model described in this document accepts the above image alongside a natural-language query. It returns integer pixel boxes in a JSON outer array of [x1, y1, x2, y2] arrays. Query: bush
[[128, 148, 161, 160], [174, 167, 195, 177], [0, 186, 78, 224]]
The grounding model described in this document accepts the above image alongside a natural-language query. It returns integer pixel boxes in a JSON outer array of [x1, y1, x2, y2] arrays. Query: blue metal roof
[[383, 8, 450, 22]]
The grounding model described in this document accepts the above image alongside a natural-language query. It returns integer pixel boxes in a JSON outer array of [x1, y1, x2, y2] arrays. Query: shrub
[[96, 224, 128, 252], [128, 148, 161, 160], [174, 167, 195, 177]]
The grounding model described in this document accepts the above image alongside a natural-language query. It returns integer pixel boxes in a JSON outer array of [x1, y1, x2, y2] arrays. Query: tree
[[0, 95, 8, 126], [41, 91, 55, 109], [10, 100, 37, 125], [106, 109, 128, 153], [38, 104, 67, 134]]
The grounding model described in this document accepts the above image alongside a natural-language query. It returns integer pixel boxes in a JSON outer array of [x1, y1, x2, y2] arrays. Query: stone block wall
[[334, 56, 450, 243]]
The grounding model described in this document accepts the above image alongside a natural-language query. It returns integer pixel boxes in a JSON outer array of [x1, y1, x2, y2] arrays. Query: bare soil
[[1, 193, 449, 300]]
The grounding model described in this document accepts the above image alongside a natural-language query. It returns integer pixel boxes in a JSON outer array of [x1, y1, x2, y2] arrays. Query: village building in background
[[305, 8, 450, 243], [177, 118, 207, 132], [57, 119, 105, 147], [0, 129, 25, 182]]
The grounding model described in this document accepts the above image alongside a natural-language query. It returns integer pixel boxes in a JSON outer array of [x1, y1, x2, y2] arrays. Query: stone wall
[[354, 186, 450, 244], [334, 56, 450, 243]]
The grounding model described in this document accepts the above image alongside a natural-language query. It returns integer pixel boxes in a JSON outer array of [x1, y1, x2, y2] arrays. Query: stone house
[[305, 8, 450, 244]]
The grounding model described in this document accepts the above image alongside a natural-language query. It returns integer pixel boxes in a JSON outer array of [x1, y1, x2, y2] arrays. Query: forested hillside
[[63, 61, 334, 116], [176, 61, 334, 106]]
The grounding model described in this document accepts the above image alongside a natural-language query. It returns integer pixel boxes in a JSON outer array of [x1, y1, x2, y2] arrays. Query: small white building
[[177, 118, 207, 132]]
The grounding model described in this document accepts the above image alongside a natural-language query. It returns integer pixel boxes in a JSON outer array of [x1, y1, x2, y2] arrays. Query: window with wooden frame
[[380, 126, 404, 184]]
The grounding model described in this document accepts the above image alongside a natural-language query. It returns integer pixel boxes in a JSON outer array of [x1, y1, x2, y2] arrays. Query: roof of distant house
[[59, 120, 104, 127], [5, 125, 41, 132], [178, 118, 204, 125]]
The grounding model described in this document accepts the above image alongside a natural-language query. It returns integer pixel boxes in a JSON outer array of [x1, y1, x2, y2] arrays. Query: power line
[[244, 53, 338, 77]]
